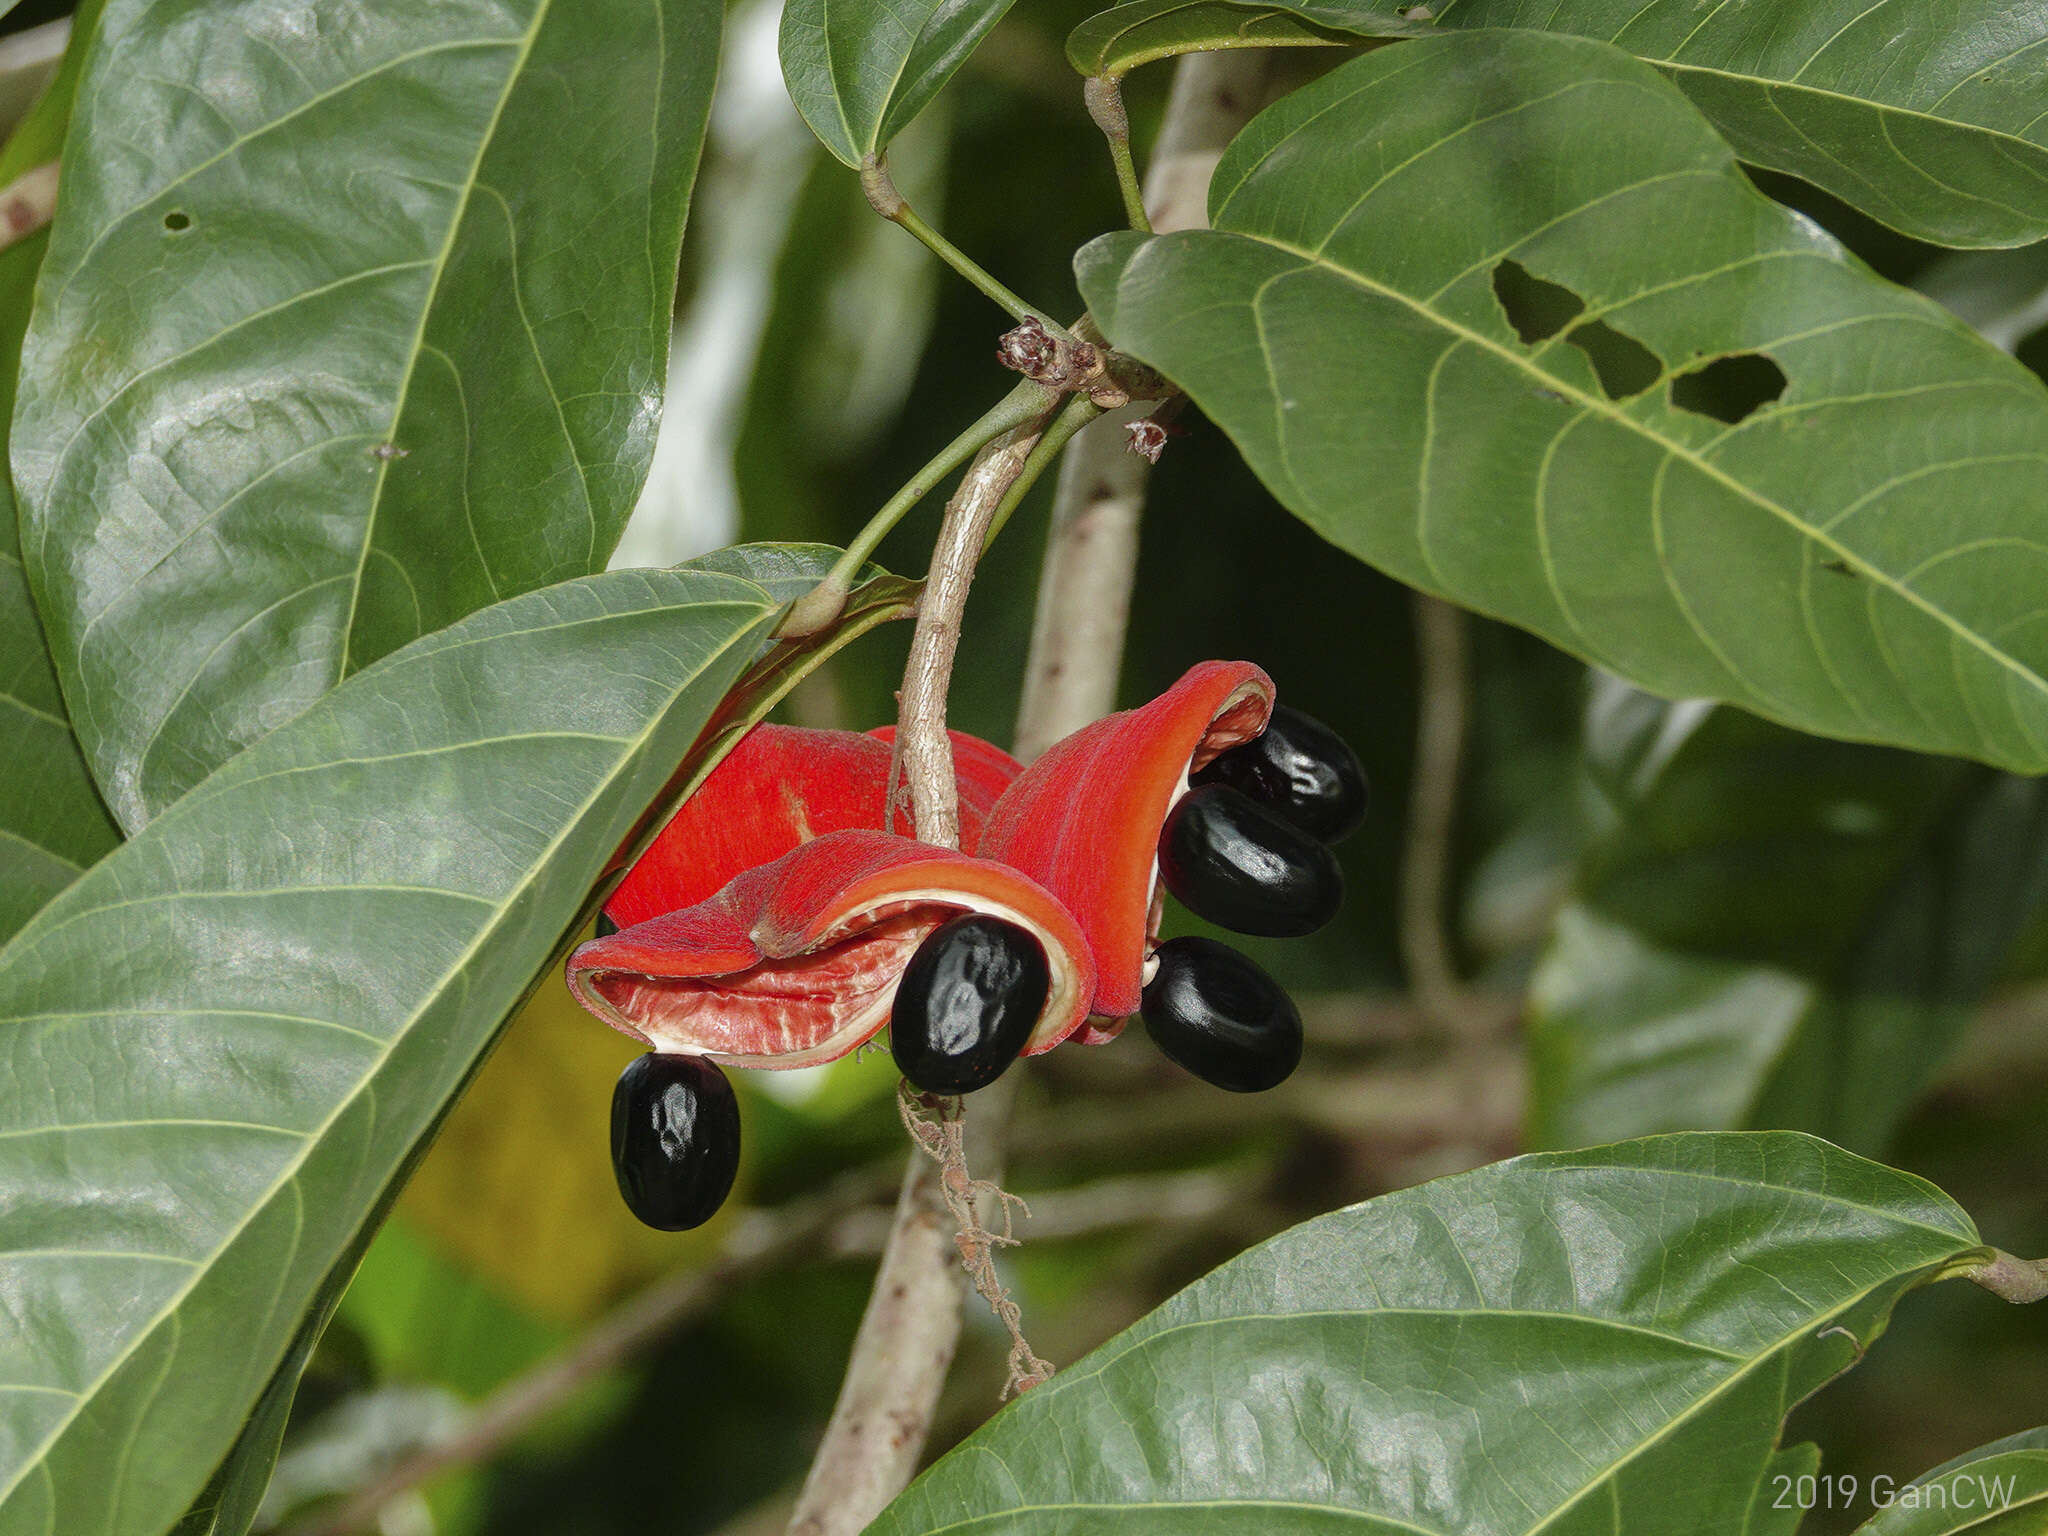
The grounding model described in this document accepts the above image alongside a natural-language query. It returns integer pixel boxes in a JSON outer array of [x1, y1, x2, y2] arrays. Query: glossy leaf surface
[[1066, 0, 1419, 80], [876, 1133, 1980, 1533], [0, 6, 120, 944], [1078, 33, 2048, 773], [1432, 0, 2048, 247], [1531, 682, 2048, 1155], [0, 563, 780, 1536], [780, 0, 1016, 167], [15, 0, 724, 832]]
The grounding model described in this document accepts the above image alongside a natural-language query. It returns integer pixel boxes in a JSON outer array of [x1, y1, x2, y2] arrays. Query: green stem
[[981, 395, 1106, 554], [1085, 78, 1152, 234], [861, 156, 1067, 334], [779, 379, 1056, 638], [1107, 135, 1151, 232]]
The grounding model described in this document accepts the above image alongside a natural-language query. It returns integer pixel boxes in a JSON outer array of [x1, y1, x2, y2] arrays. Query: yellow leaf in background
[[396, 972, 729, 1323]]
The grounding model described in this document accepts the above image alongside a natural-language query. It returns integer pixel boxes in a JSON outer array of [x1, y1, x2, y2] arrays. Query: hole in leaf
[[1566, 319, 1662, 400], [1670, 353, 1787, 424], [163, 210, 192, 232], [1492, 259, 1583, 343]]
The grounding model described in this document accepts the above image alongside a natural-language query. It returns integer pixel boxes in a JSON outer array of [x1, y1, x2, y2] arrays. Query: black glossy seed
[[610, 1053, 741, 1231], [1193, 704, 1368, 842], [1141, 936, 1302, 1092], [595, 911, 619, 939], [891, 914, 1049, 1095], [1158, 783, 1344, 937]]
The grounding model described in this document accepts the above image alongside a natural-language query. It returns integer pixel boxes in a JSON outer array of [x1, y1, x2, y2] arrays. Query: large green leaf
[[1066, 0, 1419, 81], [0, 235, 115, 943], [1078, 32, 2048, 774], [1853, 1428, 2048, 1534], [0, 2, 120, 945], [1429, 0, 2048, 248], [13, 0, 724, 834], [874, 1133, 1985, 1533], [779, 0, 1015, 167], [1529, 681, 2048, 1155], [0, 562, 782, 1536]]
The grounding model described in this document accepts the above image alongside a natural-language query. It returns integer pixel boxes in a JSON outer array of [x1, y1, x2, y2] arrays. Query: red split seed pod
[[568, 660, 1276, 1070], [568, 828, 1097, 1069], [976, 660, 1274, 1027], [605, 723, 1022, 928]]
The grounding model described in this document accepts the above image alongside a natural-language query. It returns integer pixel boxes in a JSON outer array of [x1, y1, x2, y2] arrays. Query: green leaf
[[0, 1, 123, 945], [13, 0, 725, 834], [0, 232, 117, 945], [1077, 32, 2048, 774], [1530, 681, 2048, 1155], [1066, 0, 1421, 82], [0, 562, 781, 1536], [779, 0, 1016, 167], [1427, 0, 2048, 248], [1853, 1428, 2048, 1533], [874, 1132, 1982, 1534]]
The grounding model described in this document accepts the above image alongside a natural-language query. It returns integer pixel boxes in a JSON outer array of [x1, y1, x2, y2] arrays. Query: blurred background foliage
[[0, 0, 2020, 1526]]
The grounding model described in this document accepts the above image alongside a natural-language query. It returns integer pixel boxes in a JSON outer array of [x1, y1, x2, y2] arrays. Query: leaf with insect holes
[[14, 0, 724, 834], [875, 1133, 1988, 1535], [1079, 31, 2048, 773], [1429, 0, 2048, 248]]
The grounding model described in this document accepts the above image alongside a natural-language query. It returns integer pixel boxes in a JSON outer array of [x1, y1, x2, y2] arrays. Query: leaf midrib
[[0, 586, 773, 1513], [1197, 226, 2048, 719], [1419, 0, 2048, 160], [942, 1259, 1952, 1536], [337, 0, 555, 675]]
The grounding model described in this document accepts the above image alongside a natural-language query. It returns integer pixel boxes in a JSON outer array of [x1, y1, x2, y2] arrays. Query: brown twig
[[1962, 1248, 2048, 1304], [787, 51, 1276, 1533], [792, 421, 1056, 1535], [888, 426, 1044, 843]]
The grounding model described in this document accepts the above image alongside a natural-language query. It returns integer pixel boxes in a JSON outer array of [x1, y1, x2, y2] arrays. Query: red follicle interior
[[589, 911, 944, 1065]]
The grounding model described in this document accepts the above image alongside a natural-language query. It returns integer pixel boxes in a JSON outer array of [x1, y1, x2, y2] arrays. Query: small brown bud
[[997, 316, 1057, 377], [1125, 419, 1170, 464]]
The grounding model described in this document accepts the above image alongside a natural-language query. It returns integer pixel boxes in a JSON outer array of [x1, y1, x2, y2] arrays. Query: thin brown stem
[[791, 417, 1055, 1536], [789, 51, 1276, 1534], [888, 421, 1048, 843]]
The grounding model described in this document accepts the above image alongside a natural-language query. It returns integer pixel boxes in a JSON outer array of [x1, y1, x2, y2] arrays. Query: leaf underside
[[1079, 31, 2048, 774], [1066, 0, 1423, 80], [1430, 0, 2048, 248], [1071, 0, 2048, 246], [875, 1133, 1979, 1534], [14, 0, 724, 833]]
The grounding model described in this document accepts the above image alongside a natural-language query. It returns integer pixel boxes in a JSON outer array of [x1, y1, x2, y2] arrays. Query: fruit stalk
[[785, 52, 1274, 1536]]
